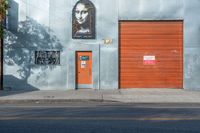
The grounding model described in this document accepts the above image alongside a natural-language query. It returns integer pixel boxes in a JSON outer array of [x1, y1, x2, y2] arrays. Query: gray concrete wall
[[183, 0, 200, 90], [3, 0, 118, 90], [3, 0, 200, 90]]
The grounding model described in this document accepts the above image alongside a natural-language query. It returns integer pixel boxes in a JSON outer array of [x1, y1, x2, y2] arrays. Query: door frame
[[67, 44, 100, 90]]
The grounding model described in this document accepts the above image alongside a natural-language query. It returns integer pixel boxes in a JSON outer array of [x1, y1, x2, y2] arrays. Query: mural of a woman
[[72, 0, 95, 39]]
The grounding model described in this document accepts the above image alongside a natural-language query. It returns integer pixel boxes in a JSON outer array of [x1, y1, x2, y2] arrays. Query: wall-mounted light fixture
[[103, 38, 113, 44]]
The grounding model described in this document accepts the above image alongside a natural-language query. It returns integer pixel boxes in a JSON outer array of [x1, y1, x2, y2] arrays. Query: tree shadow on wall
[[4, 17, 63, 87]]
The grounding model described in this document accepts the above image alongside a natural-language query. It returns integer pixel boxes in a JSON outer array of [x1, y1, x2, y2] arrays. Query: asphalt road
[[0, 102, 200, 133]]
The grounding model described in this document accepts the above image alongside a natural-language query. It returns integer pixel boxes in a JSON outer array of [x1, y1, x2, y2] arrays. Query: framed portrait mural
[[72, 0, 96, 39]]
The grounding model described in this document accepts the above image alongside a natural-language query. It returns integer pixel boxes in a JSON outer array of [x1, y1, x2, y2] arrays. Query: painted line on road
[[1, 105, 200, 109], [0, 117, 200, 121]]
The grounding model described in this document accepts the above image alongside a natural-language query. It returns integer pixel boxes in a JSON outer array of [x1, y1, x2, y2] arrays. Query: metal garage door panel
[[119, 21, 183, 89]]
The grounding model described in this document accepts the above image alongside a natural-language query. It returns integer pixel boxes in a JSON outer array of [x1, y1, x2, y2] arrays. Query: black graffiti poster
[[35, 51, 60, 65]]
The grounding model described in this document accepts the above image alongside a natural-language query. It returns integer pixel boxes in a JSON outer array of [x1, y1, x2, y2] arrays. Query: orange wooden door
[[76, 51, 92, 85], [119, 21, 183, 89]]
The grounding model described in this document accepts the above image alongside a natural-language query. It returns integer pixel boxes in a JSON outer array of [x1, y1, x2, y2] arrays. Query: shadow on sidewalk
[[0, 75, 39, 97]]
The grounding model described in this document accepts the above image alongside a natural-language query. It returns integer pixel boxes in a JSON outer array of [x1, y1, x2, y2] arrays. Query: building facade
[[3, 0, 200, 90]]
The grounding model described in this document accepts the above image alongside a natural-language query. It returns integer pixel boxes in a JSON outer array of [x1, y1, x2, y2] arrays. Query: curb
[[0, 99, 119, 104]]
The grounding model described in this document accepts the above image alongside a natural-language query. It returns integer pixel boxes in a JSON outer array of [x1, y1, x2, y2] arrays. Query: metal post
[[0, 22, 3, 90]]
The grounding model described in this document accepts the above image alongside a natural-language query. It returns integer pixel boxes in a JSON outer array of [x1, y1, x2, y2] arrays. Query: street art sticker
[[72, 0, 95, 39], [143, 55, 156, 65], [35, 51, 60, 65]]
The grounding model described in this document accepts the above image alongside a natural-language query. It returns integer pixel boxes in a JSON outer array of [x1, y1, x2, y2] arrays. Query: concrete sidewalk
[[0, 89, 200, 103]]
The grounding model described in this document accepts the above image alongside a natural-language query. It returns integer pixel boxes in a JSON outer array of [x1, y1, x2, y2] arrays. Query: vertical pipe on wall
[[98, 44, 100, 90]]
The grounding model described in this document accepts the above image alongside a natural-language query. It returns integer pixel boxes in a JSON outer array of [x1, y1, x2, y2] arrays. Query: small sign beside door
[[143, 55, 156, 65]]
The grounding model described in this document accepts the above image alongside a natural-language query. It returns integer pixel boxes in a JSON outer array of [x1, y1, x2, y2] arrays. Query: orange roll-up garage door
[[119, 21, 183, 89]]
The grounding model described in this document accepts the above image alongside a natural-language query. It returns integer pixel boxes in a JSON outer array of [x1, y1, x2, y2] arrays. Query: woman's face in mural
[[75, 3, 89, 25]]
